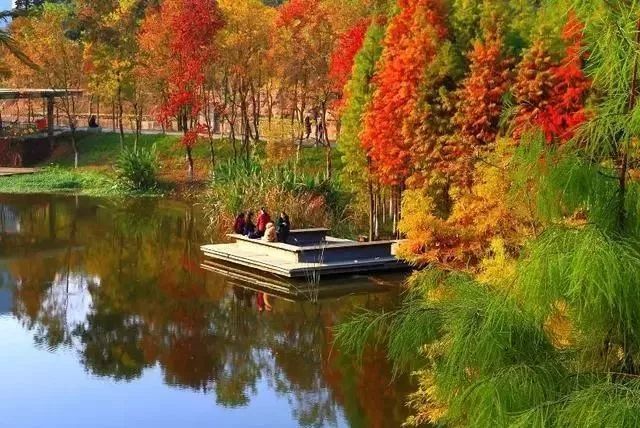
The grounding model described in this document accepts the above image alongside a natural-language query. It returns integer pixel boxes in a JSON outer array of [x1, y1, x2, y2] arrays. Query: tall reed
[[205, 159, 355, 236]]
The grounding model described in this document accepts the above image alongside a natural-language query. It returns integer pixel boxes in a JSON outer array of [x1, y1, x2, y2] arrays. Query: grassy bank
[[0, 166, 120, 196], [0, 132, 340, 197]]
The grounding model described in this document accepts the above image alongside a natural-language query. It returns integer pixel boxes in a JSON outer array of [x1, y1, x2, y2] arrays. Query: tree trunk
[[27, 97, 32, 124], [267, 83, 273, 129], [111, 98, 116, 133], [239, 84, 252, 162], [117, 84, 125, 148], [250, 81, 260, 141], [375, 187, 380, 240], [203, 86, 216, 172], [321, 102, 331, 180], [47, 96, 55, 150], [71, 127, 79, 169], [186, 145, 194, 181], [368, 177, 374, 242], [133, 102, 141, 152], [182, 110, 194, 181], [392, 186, 400, 239]]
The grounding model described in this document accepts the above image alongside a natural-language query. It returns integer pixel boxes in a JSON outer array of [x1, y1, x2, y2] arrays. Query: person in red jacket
[[256, 207, 271, 237]]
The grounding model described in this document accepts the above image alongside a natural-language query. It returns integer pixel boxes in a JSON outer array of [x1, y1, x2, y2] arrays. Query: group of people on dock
[[233, 208, 291, 244]]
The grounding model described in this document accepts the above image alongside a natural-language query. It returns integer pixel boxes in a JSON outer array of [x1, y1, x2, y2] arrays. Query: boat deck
[[200, 229, 409, 278]]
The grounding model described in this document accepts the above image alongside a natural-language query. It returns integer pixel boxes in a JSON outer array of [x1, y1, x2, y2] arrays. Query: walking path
[[84, 127, 336, 147], [0, 167, 37, 177]]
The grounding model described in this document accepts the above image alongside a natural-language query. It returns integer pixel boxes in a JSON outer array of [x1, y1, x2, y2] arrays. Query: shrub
[[114, 146, 158, 192]]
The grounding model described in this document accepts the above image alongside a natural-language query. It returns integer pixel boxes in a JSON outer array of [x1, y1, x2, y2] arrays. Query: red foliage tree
[[139, 0, 223, 179], [455, 29, 512, 150], [537, 13, 590, 143], [329, 18, 370, 111], [512, 39, 556, 140], [450, 27, 513, 186], [360, 0, 448, 187]]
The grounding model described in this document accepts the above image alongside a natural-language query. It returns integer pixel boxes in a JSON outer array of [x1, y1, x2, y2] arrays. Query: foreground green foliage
[[114, 146, 159, 192]]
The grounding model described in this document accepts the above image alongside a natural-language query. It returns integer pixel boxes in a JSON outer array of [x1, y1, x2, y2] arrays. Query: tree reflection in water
[[0, 194, 412, 428]]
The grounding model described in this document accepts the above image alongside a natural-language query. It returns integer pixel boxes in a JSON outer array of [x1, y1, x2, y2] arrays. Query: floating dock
[[200, 228, 409, 279], [201, 258, 405, 300]]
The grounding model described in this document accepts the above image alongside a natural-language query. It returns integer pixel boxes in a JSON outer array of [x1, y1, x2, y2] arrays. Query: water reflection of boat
[[201, 228, 410, 280], [202, 258, 405, 301]]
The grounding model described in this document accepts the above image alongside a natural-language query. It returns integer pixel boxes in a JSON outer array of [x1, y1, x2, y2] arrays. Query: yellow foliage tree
[[398, 139, 535, 270]]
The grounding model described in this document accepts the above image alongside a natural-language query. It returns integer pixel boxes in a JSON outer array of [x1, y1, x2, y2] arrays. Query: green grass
[[0, 166, 120, 196], [57, 133, 181, 168], [298, 145, 344, 175], [0, 131, 344, 197], [64, 132, 251, 168]]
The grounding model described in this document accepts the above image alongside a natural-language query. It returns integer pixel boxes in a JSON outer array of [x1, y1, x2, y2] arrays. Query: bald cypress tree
[[337, 1, 640, 426], [338, 22, 386, 240]]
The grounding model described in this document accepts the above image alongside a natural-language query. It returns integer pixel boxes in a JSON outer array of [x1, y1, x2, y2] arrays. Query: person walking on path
[[304, 115, 312, 140]]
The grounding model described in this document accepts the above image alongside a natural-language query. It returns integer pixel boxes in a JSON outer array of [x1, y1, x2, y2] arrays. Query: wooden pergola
[[0, 88, 83, 145]]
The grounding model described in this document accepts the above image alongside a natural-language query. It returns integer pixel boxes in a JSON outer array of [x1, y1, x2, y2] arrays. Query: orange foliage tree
[[513, 16, 589, 144], [360, 0, 448, 188], [512, 38, 556, 139], [450, 27, 513, 186]]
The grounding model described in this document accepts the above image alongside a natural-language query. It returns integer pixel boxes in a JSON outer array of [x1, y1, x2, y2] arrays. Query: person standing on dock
[[256, 208, 271, 237], [244, 211, 257, 238], [276, 212, 290, 243]]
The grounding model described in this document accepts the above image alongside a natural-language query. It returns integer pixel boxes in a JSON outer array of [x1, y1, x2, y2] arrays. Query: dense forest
[[2, 0, 640, 426]]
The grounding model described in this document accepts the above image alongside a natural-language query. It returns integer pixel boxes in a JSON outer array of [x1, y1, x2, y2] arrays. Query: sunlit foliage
[[338, 1, 640, 427]]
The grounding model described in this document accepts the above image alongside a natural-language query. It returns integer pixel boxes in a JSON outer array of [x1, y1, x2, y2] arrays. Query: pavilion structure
[[0, 88, 83, 146]]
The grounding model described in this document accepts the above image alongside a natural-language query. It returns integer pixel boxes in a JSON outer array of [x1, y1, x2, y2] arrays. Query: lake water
[[0, 194, 410, 428]]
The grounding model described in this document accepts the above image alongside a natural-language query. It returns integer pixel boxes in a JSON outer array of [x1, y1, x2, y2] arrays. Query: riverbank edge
[[0, 165, 211, 199], [0, 132, 340, 200]]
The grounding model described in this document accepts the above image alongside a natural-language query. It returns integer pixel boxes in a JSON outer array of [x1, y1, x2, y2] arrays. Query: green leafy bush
[[115, 147, 158, 192]]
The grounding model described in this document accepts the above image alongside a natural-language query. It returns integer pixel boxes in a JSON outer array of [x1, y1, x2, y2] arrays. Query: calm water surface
[[0, 194, 410, 428]]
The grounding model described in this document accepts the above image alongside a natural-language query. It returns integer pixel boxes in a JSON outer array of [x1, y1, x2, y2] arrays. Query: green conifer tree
[[338, 22, 386, 238]]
